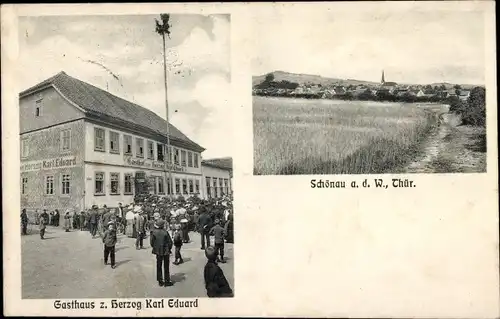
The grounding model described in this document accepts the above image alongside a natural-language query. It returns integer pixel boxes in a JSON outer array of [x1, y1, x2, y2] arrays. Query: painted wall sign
[[124, 156, 186, 172], [21, 156, 77, 172]]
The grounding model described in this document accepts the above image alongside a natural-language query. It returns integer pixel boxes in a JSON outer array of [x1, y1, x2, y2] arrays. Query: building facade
[[201, 158, 233, 199], [19, 71, 228, 213]]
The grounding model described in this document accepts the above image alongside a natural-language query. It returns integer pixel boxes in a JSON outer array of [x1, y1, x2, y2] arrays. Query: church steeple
[[381, 70, 385, 84]]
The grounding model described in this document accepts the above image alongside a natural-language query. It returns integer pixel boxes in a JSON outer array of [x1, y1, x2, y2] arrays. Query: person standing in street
[[39, 209, 49, 239], [150, 219, 174, 287], [64, 210, 71, 232], [21, 208, 28, 235], [54, 209, 60, 227], [135, 208, 146, 250], [198, 206, 212, 250], [79, 211, 86, 231], [203, 246, 233, 298], [89, 205, 99, 238], [102, 221, 117, 269], [173, 224, 184, 265], [210, 219, 226, 263]]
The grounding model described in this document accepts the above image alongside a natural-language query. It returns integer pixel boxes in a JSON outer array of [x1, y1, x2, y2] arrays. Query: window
[[174, 148, 180, 165], [157, 143, 164, 161], [60, 129, 71, 152], [61, 174, 71, 195], [110, 131, 120, 154], [21, 139, 29, 158], [181, 150, 187, 167], [136, 138, 144, 158], [124, 135, 133, 155], [166, 178, 172, 195], [147, 141, 154, 160], [206, 177, 211, 198], [189, 179, 194, 194], [35, 99, 42, 117], [182, 179, 188, 194], [188, 152, 193, 167], [45, 176, 54, 195], [124, 174, 133, 194], [175, 178, 180, 194], [95, 172, 104, 195], [195, 180, 200, 194], [22, 177, 28, 195], [225, 179, 229, 194], [194, 153, 199, 168], [213, 178, 218, 197], [94, 127, 105, 151], [149, 177, 157, 194], [110, 173, 119, 194], [158, 177, 164, 194]]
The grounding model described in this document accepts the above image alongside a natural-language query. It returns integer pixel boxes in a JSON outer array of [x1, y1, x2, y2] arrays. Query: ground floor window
[[45, 175, 54, 195], [189, 179, 194, 194], [213, 178, 218, 197], [110, 173, 119, 194], [206, 177, 211, 198], [158, 176, 164, 194], [182, 179, 188, 194], [61, 174, 71, 195], [175, 178, 180, 194], [22, 177, 28, 195], [95, 172, 104, 195], [166, 178, 171, 195], [195, 180, 200, 194], [124, 174, 133, 194]]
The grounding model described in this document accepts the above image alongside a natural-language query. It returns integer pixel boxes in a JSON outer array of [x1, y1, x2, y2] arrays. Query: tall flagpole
[[156, 14, 174, 201]]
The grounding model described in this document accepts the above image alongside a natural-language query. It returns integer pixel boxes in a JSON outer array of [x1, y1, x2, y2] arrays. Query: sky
[[252, 9, 485, 85], [18, 14, 231, 159]]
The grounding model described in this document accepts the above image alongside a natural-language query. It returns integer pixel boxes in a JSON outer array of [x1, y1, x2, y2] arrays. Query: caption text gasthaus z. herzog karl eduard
[[311, 178, 416, 189], [53, 299, 199, 310]]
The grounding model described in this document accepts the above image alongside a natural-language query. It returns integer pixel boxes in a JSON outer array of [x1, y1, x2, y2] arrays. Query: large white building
[[20, 71, 232, 213]]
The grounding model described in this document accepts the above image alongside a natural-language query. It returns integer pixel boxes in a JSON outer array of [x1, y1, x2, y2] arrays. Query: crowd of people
[[21, 194, 234, 297]]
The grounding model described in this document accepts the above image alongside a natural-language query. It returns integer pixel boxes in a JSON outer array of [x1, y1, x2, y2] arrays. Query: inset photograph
[[19, 13, 234, 299], [252, 10, 486, 175]]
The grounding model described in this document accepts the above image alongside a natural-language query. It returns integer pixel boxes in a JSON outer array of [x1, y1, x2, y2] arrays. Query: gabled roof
[[202, 157, 233, 171], [19, 71, 204, 152]]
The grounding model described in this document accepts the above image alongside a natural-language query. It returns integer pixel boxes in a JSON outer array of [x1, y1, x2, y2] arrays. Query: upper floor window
[[109, 131, 120, 154], [94, 127, 105, 151], [124, 135, 133, 155], [21, 139, 29, 158], [136, 138, 144, 158], [60, 129, 71, 152], [194, 153, 199, 168], [157, 143, 164, 161], [147, 141, 154, 160], [22, 177, 28, 195], [188, 152, 193, 167], [165, 146, 171, 163], [181, 150, 187, 167], [35, 99, 42, 117], [174, 148, 180, 165]]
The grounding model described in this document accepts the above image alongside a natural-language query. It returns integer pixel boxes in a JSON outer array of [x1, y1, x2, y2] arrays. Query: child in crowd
[[203, 246, 233, 298], [102, 221, 117, 269], [209, 219, 226, 263], [173, 224, 184, 265]]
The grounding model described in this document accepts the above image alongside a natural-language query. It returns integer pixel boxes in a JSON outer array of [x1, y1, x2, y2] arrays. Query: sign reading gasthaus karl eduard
[[20, 156, 77, 172]]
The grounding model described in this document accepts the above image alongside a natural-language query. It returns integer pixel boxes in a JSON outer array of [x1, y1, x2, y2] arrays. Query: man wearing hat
[[102, 221, 117, 269], [39, 209, 49, 239], [150, 219, 174, 287], [198, 206, 212, 250], [135, 206, 146, 250], [88, 205, 99, 238]]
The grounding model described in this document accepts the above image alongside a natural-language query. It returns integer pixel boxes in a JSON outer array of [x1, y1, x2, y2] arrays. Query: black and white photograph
[[252, 10, 487, 175], [18, 13, 234, 299]]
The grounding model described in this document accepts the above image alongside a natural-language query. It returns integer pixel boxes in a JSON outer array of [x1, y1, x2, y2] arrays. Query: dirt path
[[404, 112, 486, 174]]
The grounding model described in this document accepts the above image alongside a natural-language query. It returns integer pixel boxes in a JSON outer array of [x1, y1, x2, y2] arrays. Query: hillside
[[253, 71, 482, 89]]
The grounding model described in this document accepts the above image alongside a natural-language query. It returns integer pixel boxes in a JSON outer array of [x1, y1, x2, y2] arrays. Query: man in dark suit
[[21, 208, 28, 235], [150, 219, 174, 287], [198, 206, 212, 250], [88, 205, 99, 238]]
